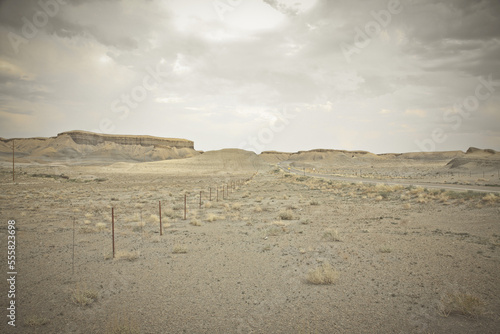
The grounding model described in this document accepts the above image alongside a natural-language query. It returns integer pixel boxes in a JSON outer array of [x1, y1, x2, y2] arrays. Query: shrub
[[307, 263, 339, 285], [439, 292, 485, 318], [279, 210, 294, 220], [71, 283, 98, 306], [322, 229, 341, 242], [172, 245, 188, 254]]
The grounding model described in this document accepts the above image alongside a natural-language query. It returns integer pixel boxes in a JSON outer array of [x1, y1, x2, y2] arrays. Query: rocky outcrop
[[58, 130, 194, 149]]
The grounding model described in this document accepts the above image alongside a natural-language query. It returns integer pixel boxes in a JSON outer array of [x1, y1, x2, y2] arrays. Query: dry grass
[[205, 213, 219, 222], [439, 292, 485, 318], [148, 214, 160, 223], [79, 225, 96, 234], [190, 218, 202, 226], [96, 222, 107, 231], [115, 250, 140, 261], [307, 263, 339, 285], [254, 205, 263, 213], [105, 316, 140, 334], [71, 283, 98, 306], [232, 202, 242, 211], [322, 229, 341, 242], [279, 210, 294, 220], [379, 246, 392, 253], [482, 193, 499, 204], [266, 226, 285, 236], [25, 315, 49, 327], [172, 244, 188, 254]]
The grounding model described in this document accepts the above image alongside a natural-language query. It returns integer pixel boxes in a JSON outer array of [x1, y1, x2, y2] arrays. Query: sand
[[1, 148, 500, 333]]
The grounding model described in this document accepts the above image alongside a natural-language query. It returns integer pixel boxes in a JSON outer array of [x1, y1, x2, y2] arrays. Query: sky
[[0, 0, 499, 154]]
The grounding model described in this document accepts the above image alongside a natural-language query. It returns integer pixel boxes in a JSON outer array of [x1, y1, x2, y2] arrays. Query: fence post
[[72, 217, 75, 275], [112, 207, 115, 259], [159, 201, 163, 236], [12, 140, 15, 182], [199, 191, 202, 208]]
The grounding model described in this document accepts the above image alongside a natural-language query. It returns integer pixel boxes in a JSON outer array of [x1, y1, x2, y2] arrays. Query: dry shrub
[[115, 250, 139, 261], [307, 263, 339, 285], [96, 223, 107, 231], [149, 214, 160, 223], [190, 218, 201, 226], [172, 245, 188, 254], [322, 229, 341, 242], [482, 193, 499, 204], [79, 226, 96, 234], [105, 316, 140, 334], [232, 203, 242, 211], [254, 205, 263, 213], [403, 203, 411, 210], [25, 315, 49, 327], [205, 213, 219, 222], [267, 226, 285, 236], [279, 210, 294, 220], [71, 283, 98, 306], [439, 292, 485, 318]]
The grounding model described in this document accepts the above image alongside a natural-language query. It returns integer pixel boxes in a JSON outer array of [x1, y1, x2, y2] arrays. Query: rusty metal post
[[159, 201, 163, 236], [12, 140, 14, 182], [112, 207, 115, 258], [72, 217, 75, 275]]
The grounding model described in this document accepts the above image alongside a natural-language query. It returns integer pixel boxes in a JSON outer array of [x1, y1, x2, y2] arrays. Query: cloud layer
[[0, 0, 499, 153]]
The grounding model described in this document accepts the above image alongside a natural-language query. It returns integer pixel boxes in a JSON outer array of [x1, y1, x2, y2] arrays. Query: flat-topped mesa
[[58, 130, 194, 149]]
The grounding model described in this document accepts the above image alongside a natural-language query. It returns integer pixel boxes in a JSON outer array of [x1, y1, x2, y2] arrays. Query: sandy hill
[[108, 149, 268, 175], [446, 147, 500, 170], [261, 147, 500, 172], [0, 130, 198, 165]]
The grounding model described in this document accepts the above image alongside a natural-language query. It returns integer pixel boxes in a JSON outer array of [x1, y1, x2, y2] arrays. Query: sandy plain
[[1, 149, 500, 334]]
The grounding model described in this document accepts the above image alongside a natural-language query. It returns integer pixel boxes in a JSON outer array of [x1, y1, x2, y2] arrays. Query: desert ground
[[1, 148, 500, 334]]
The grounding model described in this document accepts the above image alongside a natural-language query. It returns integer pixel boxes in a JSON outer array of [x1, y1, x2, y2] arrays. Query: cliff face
[[58, 131, 194, 149]]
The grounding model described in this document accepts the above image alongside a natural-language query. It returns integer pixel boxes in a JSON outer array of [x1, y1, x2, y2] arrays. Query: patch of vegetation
[[115, 250, 139, 261], [25, 315, 49, 327], [439, 292, 485, 319], [322, 229, 341, 242], [172, 245, 188, 254], [307, 263, 339, 285], [279, 210, 294, 220], [71, 283, 98, 307]]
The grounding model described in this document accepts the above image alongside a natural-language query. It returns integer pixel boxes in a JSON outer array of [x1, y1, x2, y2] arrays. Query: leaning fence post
[[159, 201, 163, 236], [112, 207, 115, 259], [72, 217, 75, 275]]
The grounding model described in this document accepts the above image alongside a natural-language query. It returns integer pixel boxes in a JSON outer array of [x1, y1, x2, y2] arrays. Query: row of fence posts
[[109, 179, 246, 259]]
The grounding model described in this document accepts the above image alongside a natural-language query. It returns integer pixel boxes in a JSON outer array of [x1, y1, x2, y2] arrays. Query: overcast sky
[[0, 0, 499, 153]]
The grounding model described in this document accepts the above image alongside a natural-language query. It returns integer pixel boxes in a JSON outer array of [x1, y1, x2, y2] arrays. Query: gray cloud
[[0, 0, 498, 152]]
